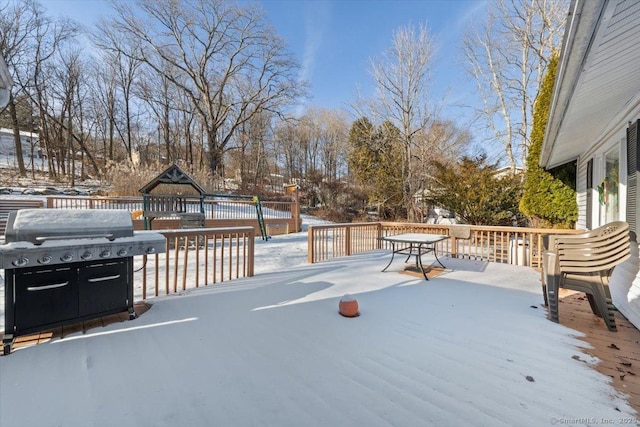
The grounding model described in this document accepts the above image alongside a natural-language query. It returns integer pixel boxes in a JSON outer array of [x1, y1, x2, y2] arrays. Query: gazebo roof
[[139, 163, 207, 195]]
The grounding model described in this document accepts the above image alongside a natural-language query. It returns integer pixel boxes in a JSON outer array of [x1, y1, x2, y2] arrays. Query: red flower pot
[[339, 295, 359, 317]]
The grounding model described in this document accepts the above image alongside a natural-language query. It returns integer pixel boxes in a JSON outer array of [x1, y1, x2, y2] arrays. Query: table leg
[[416, 243, 429, 280], [404, 244, 414, 263], [432, 246, 446, 269], [381, 242, 396, 272]]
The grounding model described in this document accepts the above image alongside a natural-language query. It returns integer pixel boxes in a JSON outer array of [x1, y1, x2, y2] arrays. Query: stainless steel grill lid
[[5, 209, 134, 244]]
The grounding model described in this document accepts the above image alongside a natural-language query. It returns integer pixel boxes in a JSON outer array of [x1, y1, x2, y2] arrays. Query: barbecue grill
[[1, 209, 166, 355]]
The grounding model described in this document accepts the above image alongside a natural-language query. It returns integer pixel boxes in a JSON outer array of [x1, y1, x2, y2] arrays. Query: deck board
[[557, 293, 640, 413], [1, 292, 638, 413], [1, 302, 151, 355]]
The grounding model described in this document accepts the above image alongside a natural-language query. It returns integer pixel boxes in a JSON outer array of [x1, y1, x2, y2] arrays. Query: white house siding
[[0, 56, 10, 108], [575, 158, 588, 230], [0, 128, 38, 155], [0, 128, 41, 170], [610, 241, 640, 329]]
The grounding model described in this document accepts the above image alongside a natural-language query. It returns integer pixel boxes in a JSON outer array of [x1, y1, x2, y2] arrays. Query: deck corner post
[[308, 226, 315, 263]]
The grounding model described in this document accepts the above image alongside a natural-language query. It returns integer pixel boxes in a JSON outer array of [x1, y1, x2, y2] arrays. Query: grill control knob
[[146, 247, 156, 254], [12, 257, 29, 267], [38, 255, 52, 265], [60, 253, 73, 262], [100, 250, 111, 258], [81, 251, 93, 260], [117, 249, 128, 257]]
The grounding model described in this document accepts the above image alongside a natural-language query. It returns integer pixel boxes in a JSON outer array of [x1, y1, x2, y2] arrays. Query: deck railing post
[[247, 228, 255, 276], [292, 188, 300, 232], [308, 226, 315, 263], [451, 235, 458, 258]]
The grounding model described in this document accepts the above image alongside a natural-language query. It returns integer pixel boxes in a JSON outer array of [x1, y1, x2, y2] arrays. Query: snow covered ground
[[0, 214, 331, 331], [0, 214, 637, 426]]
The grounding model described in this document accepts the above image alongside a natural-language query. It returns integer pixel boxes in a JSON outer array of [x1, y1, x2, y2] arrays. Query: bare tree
[[462, 0, 568, 171], [363, 23, 437, 221], [92, 19, 144, 162], [1, 0, 87, 179], [134, 66, 176, 163], [232, 108, 273, 188], [298, 112, 321, 179], [88, 61, 119, 161], [0, 0, 39, 177], [52, 48, 82, 185], [304, 107, 349, 183], [104, 0, 305, 179], [274, 118, 306, 183]]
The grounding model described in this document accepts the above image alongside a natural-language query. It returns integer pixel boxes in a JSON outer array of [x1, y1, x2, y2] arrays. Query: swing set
[[139, 164, 270, 240]]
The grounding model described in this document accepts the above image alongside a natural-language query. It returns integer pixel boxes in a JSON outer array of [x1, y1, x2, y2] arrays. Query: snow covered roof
[[0, 127, 39, 139], [139, 163, 207, 195]]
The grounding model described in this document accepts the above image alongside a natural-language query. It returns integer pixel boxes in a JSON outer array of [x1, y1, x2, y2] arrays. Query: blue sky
[[254, 0, 485, 113], [46, 0, 486, 119]]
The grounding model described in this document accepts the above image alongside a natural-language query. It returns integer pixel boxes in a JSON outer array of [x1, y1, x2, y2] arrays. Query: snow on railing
[[307, 222, 583, 268], [134, 226, 255, 300], [46, 196, 295, 220]]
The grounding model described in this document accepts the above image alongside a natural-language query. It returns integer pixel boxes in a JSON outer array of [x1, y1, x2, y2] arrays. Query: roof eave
[[540, 0, 607, 169]]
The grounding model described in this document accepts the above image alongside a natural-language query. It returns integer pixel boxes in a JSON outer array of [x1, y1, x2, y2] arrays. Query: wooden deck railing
[[307, 222, 383, 262], [46, 196, 295, 220], [135, 226, 255, 300], [47, 196, 144, 211], [308, 222, 584, 269]]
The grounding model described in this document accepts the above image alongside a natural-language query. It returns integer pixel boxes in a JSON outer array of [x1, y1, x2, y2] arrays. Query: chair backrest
[[449, 224, 471, 239], [553, 221, 631, 274]]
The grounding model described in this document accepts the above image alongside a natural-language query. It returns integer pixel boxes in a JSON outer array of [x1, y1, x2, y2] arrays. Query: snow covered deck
[[1, 252, 638, 426]]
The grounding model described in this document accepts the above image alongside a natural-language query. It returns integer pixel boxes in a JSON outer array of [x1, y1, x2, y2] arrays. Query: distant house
[[0, 127, 40, 157], [0, 55, 10, 109], [541, 0, 640, 328], [493, 166, 524, 179]]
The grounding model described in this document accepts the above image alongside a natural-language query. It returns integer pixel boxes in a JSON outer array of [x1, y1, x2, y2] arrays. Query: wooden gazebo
[[139, 163, 207, 229]]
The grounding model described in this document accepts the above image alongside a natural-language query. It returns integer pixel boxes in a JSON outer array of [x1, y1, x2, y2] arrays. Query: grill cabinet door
[[13, 266, 79, 331], [78, 260, 129, 317]]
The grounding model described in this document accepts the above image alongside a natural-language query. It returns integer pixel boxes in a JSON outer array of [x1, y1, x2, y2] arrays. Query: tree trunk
[[109, 117, 115, 161], [8, 93, 27, 177], [207, 132, 224, 182]]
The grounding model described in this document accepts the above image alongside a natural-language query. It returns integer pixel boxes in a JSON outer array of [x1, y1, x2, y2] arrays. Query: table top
[[378, 233, 449, 244]]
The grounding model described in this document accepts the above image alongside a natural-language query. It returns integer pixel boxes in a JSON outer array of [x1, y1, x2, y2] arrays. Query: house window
[[599, 147, 619, 224], [627, 119, 639, 235]]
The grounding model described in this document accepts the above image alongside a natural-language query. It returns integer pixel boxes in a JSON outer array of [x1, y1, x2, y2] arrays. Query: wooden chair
[[542, 221, 631, 331]]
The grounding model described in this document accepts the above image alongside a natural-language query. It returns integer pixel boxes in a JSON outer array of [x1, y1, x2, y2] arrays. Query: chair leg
[[546, 276, 559, 324], [541, 252, 552, 307], [542, 251, 559, 321], [585, 294, 602, 317], [589, 283, 617, 331]]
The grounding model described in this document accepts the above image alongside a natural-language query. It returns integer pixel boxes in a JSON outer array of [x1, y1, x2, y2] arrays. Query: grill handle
[[27, 282, 69, 291], [88, 275, 121, 283], [35, 234, 116, 244]]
